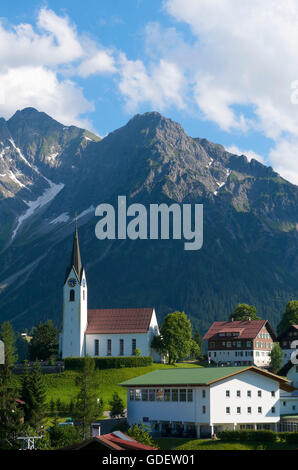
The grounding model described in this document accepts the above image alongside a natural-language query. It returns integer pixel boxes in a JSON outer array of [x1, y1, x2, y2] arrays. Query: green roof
[[120, 366, 248, 387]]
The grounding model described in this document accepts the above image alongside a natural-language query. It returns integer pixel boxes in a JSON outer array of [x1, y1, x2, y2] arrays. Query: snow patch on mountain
[[50, 213, 70, 224], [8, 170, 26, 188], [12, 179, 65, 240], [77, 205, 95, 220]]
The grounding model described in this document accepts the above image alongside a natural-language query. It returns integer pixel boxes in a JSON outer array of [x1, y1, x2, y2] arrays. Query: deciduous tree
[[229, 304, 260, 321], [277, 301, 298, 335]]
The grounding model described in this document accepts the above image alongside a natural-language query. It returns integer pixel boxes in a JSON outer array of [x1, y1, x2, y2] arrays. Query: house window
[[142, 389, 148, 401], [132, 338, 136, 355], [293, 405, 296, 411], [258, 407, 262, 414], [202, 389, 206, 398], [135, 389, 141, 401], [164, 389, 171, 401], [210, 342, 215, 348], [187, 389, 193, 402], [107, 339, 112, 356], [247, 390, 251, 397], [172, 389, 178, 401], [69, 289, 75, 301], [83, 290, 85, 301], [202, 405, 206, 414], [149, 389, 155, 401], [179, 389, 186, 402], [129, 389, 134, 401], [237, 407, 241, 414], [271, 407, 276, 413], [226, 390, 230, 397], [226, 407, 230, 414], [94, 339, 99, 356], [271, 391, 275, 397], [258, 390, 262, 397], [119, 339, 124, 356], [247, 407, 252, 414], [156, 389, 163, 401], [237, 390, 241, 397]]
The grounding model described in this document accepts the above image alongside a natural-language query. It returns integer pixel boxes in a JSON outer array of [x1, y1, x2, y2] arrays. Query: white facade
[[85, 310, 160, 361], [208, 349, 271, 367], [125, 369, 285, 437], [62, 267, 87, 358]]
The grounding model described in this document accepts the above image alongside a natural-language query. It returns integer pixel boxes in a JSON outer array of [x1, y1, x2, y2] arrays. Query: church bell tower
[[61, 221, 87, 358]]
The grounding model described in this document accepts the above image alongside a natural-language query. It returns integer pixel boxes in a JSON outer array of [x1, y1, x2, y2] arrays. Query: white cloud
[[152, 0, 298, 183], [77, 50, 116, 77], [226, 145, 265, 164], [0, 66, 93, 128], [269, 139, 298, 185], [118, 53, 186, 111], [0, 8, 117, 128]]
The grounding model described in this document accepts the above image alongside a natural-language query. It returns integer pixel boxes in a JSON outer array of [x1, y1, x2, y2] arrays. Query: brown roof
[[203, 320, 277, 341], [85, 308, 154, 334]]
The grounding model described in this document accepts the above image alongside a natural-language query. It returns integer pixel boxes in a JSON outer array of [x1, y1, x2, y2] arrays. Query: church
[[60, 223, 161, 360]]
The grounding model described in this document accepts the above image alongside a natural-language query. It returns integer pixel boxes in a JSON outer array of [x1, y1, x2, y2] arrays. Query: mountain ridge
[[0, 107, 297, 334]]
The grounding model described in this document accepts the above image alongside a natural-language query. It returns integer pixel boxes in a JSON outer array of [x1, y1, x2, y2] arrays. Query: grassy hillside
[[14, 362, 202, 410]]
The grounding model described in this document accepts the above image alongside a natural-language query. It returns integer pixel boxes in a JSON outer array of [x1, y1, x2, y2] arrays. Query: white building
[[203, 320, 276, 367], [121, 366, 293, 437], [61, 223, 160, 360]]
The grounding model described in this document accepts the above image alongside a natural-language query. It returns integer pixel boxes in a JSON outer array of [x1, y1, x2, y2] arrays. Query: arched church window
[[69, 289, 75, 302]]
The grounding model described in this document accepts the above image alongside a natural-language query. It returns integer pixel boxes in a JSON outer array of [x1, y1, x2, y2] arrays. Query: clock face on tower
[[68, 278, 76, 288]]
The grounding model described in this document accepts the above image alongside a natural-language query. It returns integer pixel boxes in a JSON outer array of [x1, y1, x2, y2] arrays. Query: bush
[[48, 424, 81, 449], [64, 356, 152, 371], [284, 432, 298, 444], [218, 430, 277, 443]]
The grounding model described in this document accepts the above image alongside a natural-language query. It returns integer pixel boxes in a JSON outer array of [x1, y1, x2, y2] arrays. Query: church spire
[[65, 216, 83, 282]]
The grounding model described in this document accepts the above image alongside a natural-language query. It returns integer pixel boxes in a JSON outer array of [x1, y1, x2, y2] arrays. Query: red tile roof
[[99, 432, 157, 450], [203, 320, 276, 341], [85, 308, 154, 334], [59, 431, 157, 451]]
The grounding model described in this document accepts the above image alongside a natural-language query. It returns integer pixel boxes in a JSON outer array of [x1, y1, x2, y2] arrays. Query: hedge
[[64, 356, 153, 370], [278, 432, 298, 444], [218, 430, 277, 443]]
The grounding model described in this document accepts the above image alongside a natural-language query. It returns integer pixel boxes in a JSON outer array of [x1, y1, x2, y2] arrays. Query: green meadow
[[14, 362, 201, 410]]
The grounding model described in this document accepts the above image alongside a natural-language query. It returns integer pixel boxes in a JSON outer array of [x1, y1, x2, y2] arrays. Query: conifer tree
[[0, 321, 21, 448], [21, 361, 46, 432], [74, 357, 103, 439], [109, 392, 125, 418]]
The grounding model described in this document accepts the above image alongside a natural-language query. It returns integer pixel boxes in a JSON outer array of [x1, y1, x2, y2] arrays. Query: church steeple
[[65, 219, 83, 283]]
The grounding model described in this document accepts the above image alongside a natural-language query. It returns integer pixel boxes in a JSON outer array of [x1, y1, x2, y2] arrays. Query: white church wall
[[85, 332, 151, 357]]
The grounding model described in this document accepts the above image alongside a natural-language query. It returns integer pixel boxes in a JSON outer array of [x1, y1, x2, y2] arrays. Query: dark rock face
[[0, 108, 297, 333]]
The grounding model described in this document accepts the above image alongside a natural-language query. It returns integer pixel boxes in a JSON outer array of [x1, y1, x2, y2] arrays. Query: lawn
[[173, 439, 298, 451], [14, 362, 201, 411]]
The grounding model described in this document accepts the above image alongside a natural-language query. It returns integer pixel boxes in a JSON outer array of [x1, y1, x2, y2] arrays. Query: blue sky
[[1, 1, 298, 183]]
